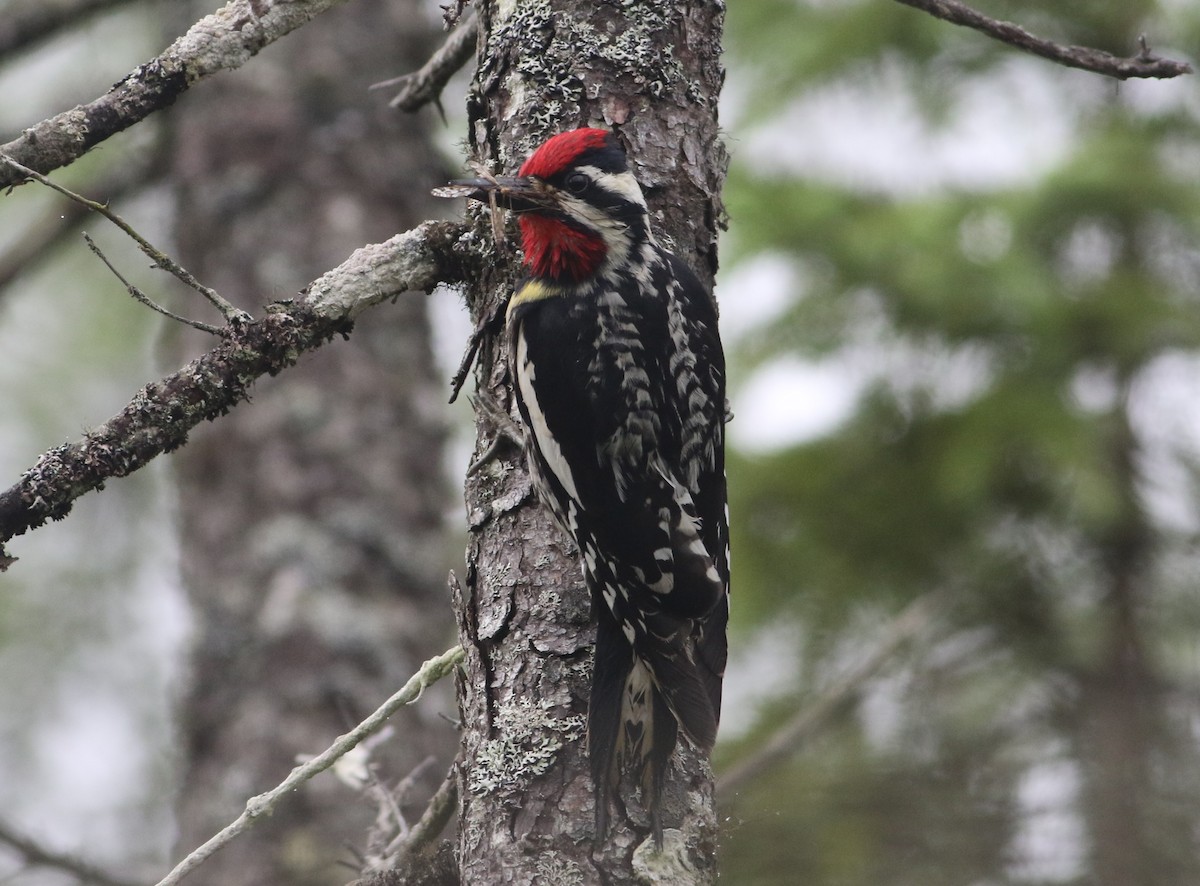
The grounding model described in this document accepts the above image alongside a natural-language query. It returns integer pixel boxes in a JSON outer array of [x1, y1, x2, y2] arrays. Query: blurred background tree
[[164, 1, 455, 883], [718, 2, 1200, 885], [0, 1, 458, 883]]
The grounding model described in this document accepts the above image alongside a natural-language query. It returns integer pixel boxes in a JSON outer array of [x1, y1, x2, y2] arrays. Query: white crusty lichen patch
[[632, 827, 704, 885], [533, 853, 587, 886], [167, 0, 350, 83], [302, 223, 452, 320], [468, 697, 585, 801]]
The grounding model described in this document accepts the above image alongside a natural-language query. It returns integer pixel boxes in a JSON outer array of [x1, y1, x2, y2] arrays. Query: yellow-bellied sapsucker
[[445, 128, 729, 842]]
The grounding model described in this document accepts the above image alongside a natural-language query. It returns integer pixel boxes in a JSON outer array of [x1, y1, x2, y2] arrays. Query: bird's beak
[[433, 175, 550, 212]]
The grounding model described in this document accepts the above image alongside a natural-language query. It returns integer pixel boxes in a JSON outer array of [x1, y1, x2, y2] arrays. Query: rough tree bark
[[165, 2, 456, 883], [451, 1, 728, 882]]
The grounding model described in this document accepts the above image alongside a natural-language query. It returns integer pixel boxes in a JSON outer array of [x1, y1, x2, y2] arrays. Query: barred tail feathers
[[589, 605, 718, 843]]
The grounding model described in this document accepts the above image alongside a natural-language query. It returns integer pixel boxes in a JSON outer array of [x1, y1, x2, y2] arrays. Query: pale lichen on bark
[[169, 0, 350, 81], [467, 698, 585, 799], [302, 222, 473, 319]]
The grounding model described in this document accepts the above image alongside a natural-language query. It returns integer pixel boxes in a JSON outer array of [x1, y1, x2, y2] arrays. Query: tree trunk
[[167, 2, 455, 883], [453, 2, 728, 882], [1075, 390, 1186, 886]]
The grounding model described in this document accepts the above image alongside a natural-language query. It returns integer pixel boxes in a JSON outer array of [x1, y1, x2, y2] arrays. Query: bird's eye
[[565, 171, 591, 195]]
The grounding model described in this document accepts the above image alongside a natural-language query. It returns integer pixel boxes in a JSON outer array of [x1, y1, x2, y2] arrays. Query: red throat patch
[[519, 214, 606, 282]]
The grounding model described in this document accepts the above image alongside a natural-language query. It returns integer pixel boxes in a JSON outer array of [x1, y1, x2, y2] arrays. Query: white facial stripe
[[574, 166, 647, 208]]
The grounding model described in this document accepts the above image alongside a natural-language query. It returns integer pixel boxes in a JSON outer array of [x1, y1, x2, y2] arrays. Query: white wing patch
[[515, 327, 582, 504]]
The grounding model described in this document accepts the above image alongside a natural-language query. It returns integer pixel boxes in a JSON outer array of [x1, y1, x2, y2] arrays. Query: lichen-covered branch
[[895, 0, 1192, 79], [0, 220, 468, 570], [154, 645, 466, 886], [0, 0, 354, 188]]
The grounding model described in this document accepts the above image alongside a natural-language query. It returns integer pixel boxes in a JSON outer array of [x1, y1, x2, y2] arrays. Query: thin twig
[[0, 154, 250, 325], [894, 0, 1192, 79], [0, 818, 140, 886], [448, 323, 484, 404], [718, 592, 944, 797], [153, 646, 465, 886], [82, 234, 223, 335], [370, 15, 478, 114], [392, 755, 439, 811], [448, 283, 508, 405], [361, 752, 437, 853], [0, 149, 162, 298], [382, 761, 459, 867]]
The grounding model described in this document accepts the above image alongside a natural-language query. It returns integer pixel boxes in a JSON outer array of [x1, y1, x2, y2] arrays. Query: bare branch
[[0, 0, 140, 60], [370, 15, 478, 113], [154, 646, 466, 886], [0, 817, 140, 886], [0, 151, 162, 298], [0, 220, 469, 570], [375, 763, 459, 876], [894, 0, 1192, 79], [717, 592, 944, 797], [0, 0, 355, 189], [357, 755, 459, 875], [82, 233, 223, 335], [1, 154, 247, 324]]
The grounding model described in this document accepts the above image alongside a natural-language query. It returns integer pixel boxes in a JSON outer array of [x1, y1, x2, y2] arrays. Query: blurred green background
[[1, 1, 1199, 884], [719, 2, 1200, 884]]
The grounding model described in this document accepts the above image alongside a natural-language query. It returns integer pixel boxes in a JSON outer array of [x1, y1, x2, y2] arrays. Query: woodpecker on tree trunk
[[441, 128, 729, 844]]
